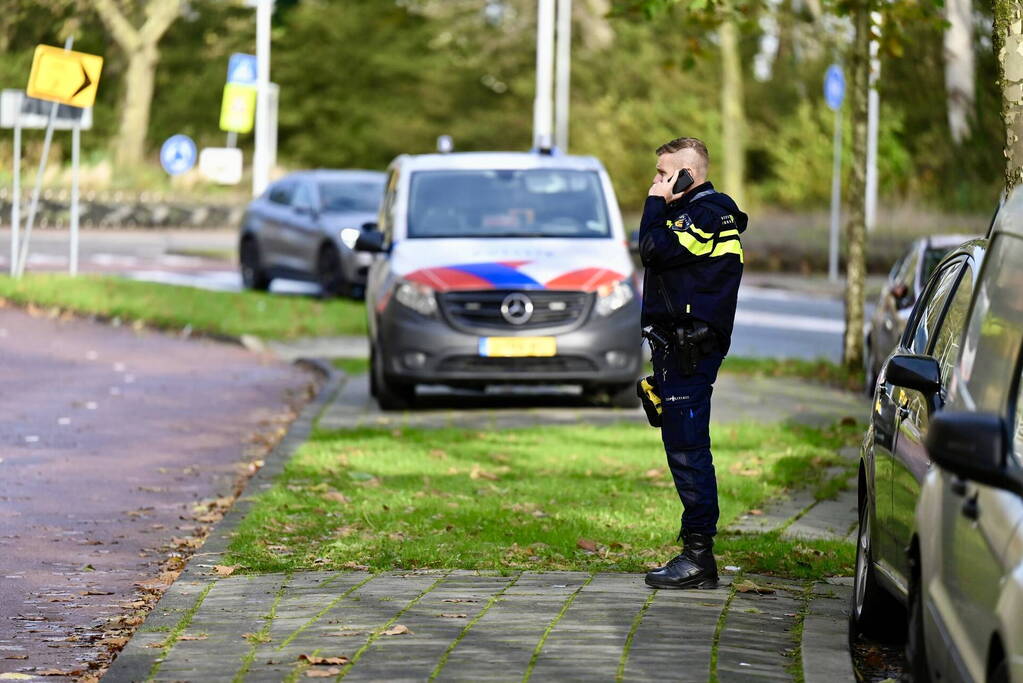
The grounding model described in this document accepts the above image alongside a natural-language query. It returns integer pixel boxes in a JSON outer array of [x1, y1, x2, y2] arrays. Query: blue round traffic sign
[[824, 65, 845, 111], [160, 134, 197, 176]]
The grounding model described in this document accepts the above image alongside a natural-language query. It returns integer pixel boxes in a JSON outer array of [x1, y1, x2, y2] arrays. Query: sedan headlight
[[394, 280, 437, 317], [594, 279, 634, 317]]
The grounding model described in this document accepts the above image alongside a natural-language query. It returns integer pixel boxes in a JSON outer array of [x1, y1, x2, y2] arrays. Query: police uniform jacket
[[638, 181, 748, 354]]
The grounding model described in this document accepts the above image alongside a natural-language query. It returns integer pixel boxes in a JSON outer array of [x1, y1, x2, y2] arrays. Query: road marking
[[733, 309, 845, 334]]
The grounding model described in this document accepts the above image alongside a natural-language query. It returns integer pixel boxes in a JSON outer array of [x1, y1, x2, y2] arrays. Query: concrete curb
[[102, 358, 344, 681]]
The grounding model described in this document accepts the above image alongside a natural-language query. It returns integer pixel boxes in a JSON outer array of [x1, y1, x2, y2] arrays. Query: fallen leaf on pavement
[[381, 624, 411, 636], [36, 670, 81, 677], [213, 565, 238, 577], [577, 538, 598, 552], [298, 654, 350, 665], [734, 580, 775, 595], [178, 634, 208, 641], [441, 598, 479, 604], [439, 613, 467, 619], [100, 637, 129, 648], [2, 655, 27, 660], [329, 631, 364, 637], [341, 562, 369, 570], [305, 668, 342, 678], [79, 590, 113, 596]]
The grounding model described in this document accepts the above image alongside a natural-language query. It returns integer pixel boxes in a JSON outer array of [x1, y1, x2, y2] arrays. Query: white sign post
[[533, 0, 555, 152], [252, 0, 273, 197], [554, 0, 572, 152], [865, 11, 882, 233], [824, 65, 845, 283], [11, 104, 20, 277]]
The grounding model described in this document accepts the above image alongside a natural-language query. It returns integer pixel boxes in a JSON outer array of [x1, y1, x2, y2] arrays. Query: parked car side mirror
[[355, 230, 386, 253], [886, 354, 941, 397], [925, 411, 1019, 494], [362, 221, 379, 231]]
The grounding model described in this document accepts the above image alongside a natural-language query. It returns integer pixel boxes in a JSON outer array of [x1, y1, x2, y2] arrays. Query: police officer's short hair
[[656, 137, 709, 174]]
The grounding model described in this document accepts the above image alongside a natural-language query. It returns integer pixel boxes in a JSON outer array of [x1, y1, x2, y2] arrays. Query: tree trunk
[[995, 0, 1023, 189], [115, 46, 159, 170], [719, 10, 746, 206], [944, 0, 976, 144], [842, 0, 871, 371]]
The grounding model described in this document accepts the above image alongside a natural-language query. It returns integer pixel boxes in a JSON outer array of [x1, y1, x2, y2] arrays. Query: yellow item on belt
[[640, 377, 662, 415]]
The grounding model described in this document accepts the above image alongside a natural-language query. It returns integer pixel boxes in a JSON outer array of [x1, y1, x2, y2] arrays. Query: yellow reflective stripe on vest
[[674, 230, 715, 256], [711, 239, 744, 262]]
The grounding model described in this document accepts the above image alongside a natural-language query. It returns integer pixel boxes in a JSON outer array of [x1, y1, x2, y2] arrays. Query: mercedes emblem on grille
[[500, 293, 534, 325]]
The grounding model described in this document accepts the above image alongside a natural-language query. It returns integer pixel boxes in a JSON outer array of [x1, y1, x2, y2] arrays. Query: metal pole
[[11, 114, 21, 277], [226, 131, 238, 148], [69, 119, 80, 276], [16, 36, 73, 278], [828, 105, 842, 283], [554, 0, 572, 152], [252, 0, 272, 197], [864, 10, 882, 232], [533, 0, 555, 151]]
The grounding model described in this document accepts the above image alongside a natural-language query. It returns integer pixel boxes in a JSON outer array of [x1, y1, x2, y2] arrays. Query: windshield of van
[[318, 179, 385, 213], [406, 169, 611, 238]]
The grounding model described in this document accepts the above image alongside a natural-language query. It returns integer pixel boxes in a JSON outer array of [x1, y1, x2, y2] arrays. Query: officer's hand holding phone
[[648, 169, 694, 203]]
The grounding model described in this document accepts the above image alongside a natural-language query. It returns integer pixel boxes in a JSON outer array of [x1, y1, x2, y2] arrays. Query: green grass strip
[[615, 590, 657, 682], [336, 573, 449, 680], [233, 577, 290, 682], [708, 581, 739, 683], [521, 573, 595, 682], [785, 582, 815, 683], [276, 572, 377, 651], [427, 573, 522, 681], [145, 581, 216, 682]]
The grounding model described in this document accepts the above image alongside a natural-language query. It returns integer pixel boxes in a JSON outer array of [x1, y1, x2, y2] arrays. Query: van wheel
[[850, 498, 904, 641], [240, 237, 271, 291], [317, 244, 346, 298], [905, 564, 932, 683], [605, 382, 641, 409], [371, 347, 415, 411]]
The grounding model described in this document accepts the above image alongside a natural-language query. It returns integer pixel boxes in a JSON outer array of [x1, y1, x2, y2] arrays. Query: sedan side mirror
[[355, 230, 386, 253], [886, 354, 941, 397], [925, 411, 1019, 494]]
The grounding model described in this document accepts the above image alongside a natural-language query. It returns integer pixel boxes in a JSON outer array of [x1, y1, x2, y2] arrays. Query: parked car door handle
[[961, 494, 979, 521], [950, 477, 967, 496]]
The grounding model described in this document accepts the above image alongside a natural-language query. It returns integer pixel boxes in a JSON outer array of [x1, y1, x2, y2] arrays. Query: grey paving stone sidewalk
[[106, 570, 853, 682]]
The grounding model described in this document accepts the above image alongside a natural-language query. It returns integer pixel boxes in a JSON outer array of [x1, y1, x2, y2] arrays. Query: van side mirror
[[628, 229, 640, 255], [886, 354, 941, 397], [926, 412, 1019, 494], [355, 230, 386, 253]]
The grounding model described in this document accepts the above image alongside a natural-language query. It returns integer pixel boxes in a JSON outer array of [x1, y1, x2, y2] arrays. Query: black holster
[[674, 320, 718, 376]]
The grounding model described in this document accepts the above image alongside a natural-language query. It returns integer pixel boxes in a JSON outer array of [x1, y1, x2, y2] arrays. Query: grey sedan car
[[238, 170, 386, 297]]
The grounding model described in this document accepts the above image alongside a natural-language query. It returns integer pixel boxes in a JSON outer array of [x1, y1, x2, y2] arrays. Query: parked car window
[[268, 181, 293, 205], [921, 247, 949, 287], [929, 263, 974, 387], [957, 234, 1023, 412], [906, 260, 962, 355], [291, 182, 316, 211], [379, 169, 398, 241], [407, 169, 611, 239], [319, 180, 385, 213]]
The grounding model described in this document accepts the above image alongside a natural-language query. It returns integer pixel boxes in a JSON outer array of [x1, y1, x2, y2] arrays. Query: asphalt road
[[0, 306, 314, 679], [0, 228, 873, 362]]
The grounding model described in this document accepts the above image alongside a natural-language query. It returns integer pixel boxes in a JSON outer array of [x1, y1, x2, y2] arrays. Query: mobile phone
[[672, 169, 695, 195]]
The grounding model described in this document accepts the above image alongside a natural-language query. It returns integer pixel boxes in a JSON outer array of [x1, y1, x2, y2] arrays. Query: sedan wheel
[[240, 238, 271, 291], [850, 499, 903, 641]]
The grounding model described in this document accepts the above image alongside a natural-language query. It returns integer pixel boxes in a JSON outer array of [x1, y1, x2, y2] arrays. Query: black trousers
[[651, 344, 725, 537]]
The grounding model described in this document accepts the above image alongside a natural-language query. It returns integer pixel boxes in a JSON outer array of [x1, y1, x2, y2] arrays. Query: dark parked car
[[238, 170, 386, 296], [865, 234, 976, 390], [850, 238, 987, 640]]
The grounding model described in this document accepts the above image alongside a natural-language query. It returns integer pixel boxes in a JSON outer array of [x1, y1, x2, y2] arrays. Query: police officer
[[637, 137, 748, 590]]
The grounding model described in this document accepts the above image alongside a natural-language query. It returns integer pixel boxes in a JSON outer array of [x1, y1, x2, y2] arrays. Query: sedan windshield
[[407, 169, 611, 238], [318, 180, 385, 213]]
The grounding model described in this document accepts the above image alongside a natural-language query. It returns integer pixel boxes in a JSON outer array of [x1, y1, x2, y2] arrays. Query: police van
[[355, 151, 643, 410]]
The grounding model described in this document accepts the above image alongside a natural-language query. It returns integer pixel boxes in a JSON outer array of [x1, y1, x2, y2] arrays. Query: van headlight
[[594, 280, 634, 317], [394, 280, 438, 317], [340, 228, 361, 250]]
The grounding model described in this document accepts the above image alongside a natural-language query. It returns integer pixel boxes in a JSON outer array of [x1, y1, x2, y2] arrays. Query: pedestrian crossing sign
[[219, 83, 256, 134]]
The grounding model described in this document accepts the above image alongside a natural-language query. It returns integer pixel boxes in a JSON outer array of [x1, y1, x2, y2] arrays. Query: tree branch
[[140, 0, 184, 47], [93, 0, 141, 52]]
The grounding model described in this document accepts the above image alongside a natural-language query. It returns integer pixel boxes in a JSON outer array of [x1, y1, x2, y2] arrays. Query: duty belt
[[642, 321, 719, 377]]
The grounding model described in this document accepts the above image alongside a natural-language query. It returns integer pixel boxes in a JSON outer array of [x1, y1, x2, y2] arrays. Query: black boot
[[645, 531, 719, 589]]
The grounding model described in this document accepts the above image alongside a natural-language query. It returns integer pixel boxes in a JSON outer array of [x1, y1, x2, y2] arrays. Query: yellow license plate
[[479, 337, 557, 357]]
